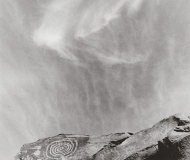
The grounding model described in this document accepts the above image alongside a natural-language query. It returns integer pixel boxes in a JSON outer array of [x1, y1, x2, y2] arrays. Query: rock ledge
[[13, 113, 190, 160]]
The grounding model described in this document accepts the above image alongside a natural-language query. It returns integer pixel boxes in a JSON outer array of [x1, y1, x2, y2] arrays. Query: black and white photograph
[[1, 0, 190, 159]]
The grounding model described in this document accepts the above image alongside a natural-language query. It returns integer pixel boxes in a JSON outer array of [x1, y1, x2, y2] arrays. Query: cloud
[[33, 0, 146, 63], [128, 0, 144, 15]]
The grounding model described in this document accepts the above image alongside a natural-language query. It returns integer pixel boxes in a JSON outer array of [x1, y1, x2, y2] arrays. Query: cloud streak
[[33, 0, 146, 63]]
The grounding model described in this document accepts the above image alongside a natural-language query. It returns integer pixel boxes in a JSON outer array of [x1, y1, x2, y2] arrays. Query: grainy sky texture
[[1, 0, 190, 159]]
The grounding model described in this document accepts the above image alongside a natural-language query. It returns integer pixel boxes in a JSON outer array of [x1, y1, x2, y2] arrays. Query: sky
[[0, 0, 190, 159]]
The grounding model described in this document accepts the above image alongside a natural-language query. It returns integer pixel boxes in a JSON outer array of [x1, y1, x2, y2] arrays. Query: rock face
[[13, 113, 190, 160]]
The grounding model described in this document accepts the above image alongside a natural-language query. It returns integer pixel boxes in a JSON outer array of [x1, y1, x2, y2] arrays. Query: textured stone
[[13, 133, 131, 160], [13, 113, 190, 160]]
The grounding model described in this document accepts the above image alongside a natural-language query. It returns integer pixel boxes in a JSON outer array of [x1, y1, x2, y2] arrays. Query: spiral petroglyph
[[46, 139, 77, 159]]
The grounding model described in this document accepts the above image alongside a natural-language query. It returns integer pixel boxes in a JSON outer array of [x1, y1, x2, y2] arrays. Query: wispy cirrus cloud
[[32, 0, 145, 62]]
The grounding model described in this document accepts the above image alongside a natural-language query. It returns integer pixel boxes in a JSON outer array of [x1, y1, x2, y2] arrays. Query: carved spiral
[[46, 139, 77, 159]]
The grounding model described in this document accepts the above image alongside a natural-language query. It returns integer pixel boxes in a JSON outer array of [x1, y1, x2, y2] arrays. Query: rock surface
[[13, 113, 190, 160]]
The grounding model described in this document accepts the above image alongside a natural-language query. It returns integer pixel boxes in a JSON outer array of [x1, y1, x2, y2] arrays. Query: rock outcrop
[[13, 113, 190, 160]]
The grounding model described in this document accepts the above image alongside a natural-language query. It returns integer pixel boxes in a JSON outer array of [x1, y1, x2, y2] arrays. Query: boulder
[[13, 113, 190, 160]]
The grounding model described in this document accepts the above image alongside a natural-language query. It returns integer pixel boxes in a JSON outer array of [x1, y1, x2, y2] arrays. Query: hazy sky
[[1, 0, 190, 159]]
